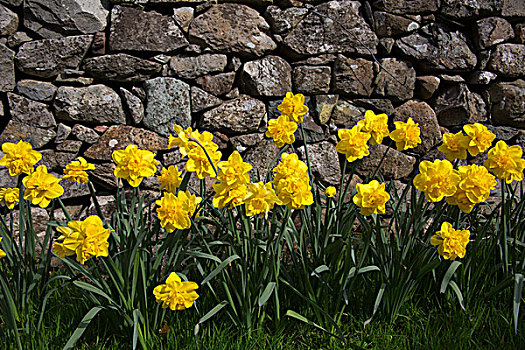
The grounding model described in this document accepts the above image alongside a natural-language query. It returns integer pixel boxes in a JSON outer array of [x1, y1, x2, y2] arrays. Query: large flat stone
[[487, 44, 525, 77], [355, 144, 416, 180], [333, 56, 374, 97], [0, 4, 18, 36], [169, 54, 227, 79], [200, 96, 266, 133], [83, 54, 162, 82], [0, 120, 55, 148], [0, 42, 15, 92], [239, 56, 292, 96], [15, 79, 56, 101], [8, 93, 56, 127], [373, 58, 416, 101], [372, 0, 439, 14], [488, 80, 525, 128]]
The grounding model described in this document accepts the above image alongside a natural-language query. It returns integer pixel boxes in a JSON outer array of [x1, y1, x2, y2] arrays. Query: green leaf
[[73, 281, 115, 304], [201, 255, 240, 286], [514, 273, 524, 334], [62, 306, 104, 350], [364, 283, 386, 327], [311, 265, 329, 276], [448, 280, 465, 310], [440, 261, 462, 293], [258, 282, 276, 307], [197, 300, 228, 325]]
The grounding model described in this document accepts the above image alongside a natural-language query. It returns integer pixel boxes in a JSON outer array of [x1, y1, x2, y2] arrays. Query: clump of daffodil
[[112, 144, 159, 187], [0, 188, 19, 209], [0, 237, 6, 259], [153, 272, 199, 311], [325, 186, 336, 198], [437, 131, 470, 161], [62, 157, 95, 184], [212, 151, 253, 209], [22, 165, 64, 208], [265, 114, 298, 148], [272, 152, 313, 210], [336, 124, 371, 162], [413, 159, 460, 202], [463, 123, 495, 157], [156, 190, 202, 232], [53, 215, 112, 265], [244, 182, 282, 218], [447, 164, 497, 213], [0, 140, 42, 176], [158, 165, 183, 194], [389, 117, 422, 151], [483, 140, 525, 183], [353, 180, 390, 216], [357, 110, 389, 146], [431, 222, 470, 260], [169, 125, 221, 179], [278, 92, 309, 123]]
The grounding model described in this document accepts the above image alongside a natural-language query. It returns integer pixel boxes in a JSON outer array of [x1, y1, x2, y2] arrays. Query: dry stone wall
[[1, 0, 524, 196]]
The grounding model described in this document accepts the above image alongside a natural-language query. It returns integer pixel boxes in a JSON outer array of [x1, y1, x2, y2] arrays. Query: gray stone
[[0, 42, 15, 92], [54, 85, 126, 124], [110, 6, 188, 52], [15, 35, 92, 78], [264, 5, 308, 34], [434, 84, 487, 126], [0, 4, 18, 36], [396, 24, 477, 71], [488, 80, 525, 128], [0, 168, 17, 187], [83, 54, 162, 82], [143, 77, 191, 137], [61, 180, 90, 199], [393, 100, 441, 154], [373, 11, 419, 37], [298, 142, 341, 185], [189, 4, 276, 57], [374, 58, 416, 101], [441, 0, 504, 19], [15, 79, 56, 102], [191, 86, 222, 113], [502, 0, 525, 16], [355, 144, 416, 180], [23, 0, 108, 38], [71, 124, 99, 143], [467, 71, 498, 85], [173, 7, 194, 33], [331, 100, 365, 128], [201, 96, 266, 133], [475, 17, 514, 49], [90, 163, 118, 189], [243, 138, 281, 177], [293, 66, 331, 94], [415, 76, 440, 99], [0, 0, 23, 7], [230, 133, 264, 153], [486, 125, 520, 141], [0, 120, 55, 148], [284, 0, 378, 56], [313, 94, 339, 124], [488, 44, 525, 77], [7, 93, 56, 127], [239, 56, 292, 97], [195, 72, 236, 96], [372, 0, 439, 14], [6, 31, 33, 48], [516, 23, 525, 44], [120, 88, 144, 125], [296, 114, 326, 143], [378, 38, 395, 55], [169, 54, 227, 79], [40, 149, 76, 171], [84, 125, 167, 161], [333, 56, 374, 97], [55, 123, 71, 143], [353, 99, 395, 115]]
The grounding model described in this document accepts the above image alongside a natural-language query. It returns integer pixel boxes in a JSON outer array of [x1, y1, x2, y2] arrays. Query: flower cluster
[[23, 165, 64, 208], [153, 272, 199, 311], [389, 117, 422, 151], [266, 92, 307, 148], [438, 123, 495, 160], [336, 125, 370, 162], [62, 157, 95, 184], [212, 151, 252, 209], [447, 164, 497, 213], [0, 187, 19, 209], [53, 215, 112, 265], [156, 190, 202, 232], [272, 153, 313, 209], [357, 110, 389, 146], [353, 180, 390, 216], [112, 144, 159, 187], [169, 125, 221, 179], [484, 140, 525, 184], [430, 222, 470, 260], [0, 140, 42, 176], [244, 182, 282, 218], [158, 165, 183, 194], [413, 159, 460, 202], [277, 92, 309, 124]]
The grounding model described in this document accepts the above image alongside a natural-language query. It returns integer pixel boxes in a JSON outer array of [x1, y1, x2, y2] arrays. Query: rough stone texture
[[143, 77, 191, 137], [0, 4, 18, 36], [0, 168, 17, 187], [90, 163, 118, 189], [284, 0, 378, 56], [0, 42, 15, 92], [120, 88, 144, 125], [441, 0, 504, 19], [434, 84, 487, 126], [372, 0, 439, 14], [0, 120, 56, 148], [356, 144, 416, 180], [264, 5, 308, 34], [40, 149, 77, 171], [84, 125, 167, 161], [374, 58, 416, 101], [54, 85, 126, 124], [0, 0, 23, 6], [55, 123, 71, 143], [331, 100, 365, 128], [487, 44, 525, 77], [502, 0, 525, 16], [415, 75, 440, 99], [488, 80, 525, 128], [296, 114, 326, 143], [6, 31, 33, 48], [71, 124, 99, 143], [474, 17, 514, 49], [393, 100, 441, 154], [243, 138, 281, 177], [353, 99, 395, 115], [173, 7, 194, 33], [169, 54, 227, 79], [189, 4, 276, 57], [230, 133, 264, 153], [333, 56, 374, 97], [7, 93, 55, 127], [373, 11, 419, 37], [195, 72, 236, 96], [396, 24, 477, 71], [24, 0, 108, 38], [486, 125, 520, 141], [110, 6, 188, 52], [298, 142, 341, 185], [239, 56, 292, 96], [191, 86, 222, 113], [61, 180, 90, 199], [293, 66, 331, 94], [515, 23, 525, 44], [467, 71, 498, 85], [56, 140, 82, 153], [15, 80, 56, 102], [15, 35, 92, 78], [83, 54, 162, 82], [313, 94, 339, 124], [201, 96, 265, 133]]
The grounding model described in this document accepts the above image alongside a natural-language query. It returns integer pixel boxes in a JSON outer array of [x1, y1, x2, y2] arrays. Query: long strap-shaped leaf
[[62, 306, 104, 350]]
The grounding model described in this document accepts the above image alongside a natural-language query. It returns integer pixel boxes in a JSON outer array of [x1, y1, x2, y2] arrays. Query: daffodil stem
[[189, 135, 218, 177], [87, 180, 104, 222], [57, 198, 71, 221], [501, 182, 509, 275], [371, 140, 392, 180], [299, 123, 315, 190]]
